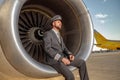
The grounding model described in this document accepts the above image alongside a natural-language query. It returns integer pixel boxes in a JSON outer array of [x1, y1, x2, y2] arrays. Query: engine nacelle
[[0, 0, 93, 78]]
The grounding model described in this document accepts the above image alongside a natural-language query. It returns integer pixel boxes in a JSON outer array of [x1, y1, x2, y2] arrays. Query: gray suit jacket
[[43, 29, 72, 64]]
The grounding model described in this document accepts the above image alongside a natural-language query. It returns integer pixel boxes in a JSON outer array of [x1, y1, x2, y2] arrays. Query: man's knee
[[71, 58, 85, 67]]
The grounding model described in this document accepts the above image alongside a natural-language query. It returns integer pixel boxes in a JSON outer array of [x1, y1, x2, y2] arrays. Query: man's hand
[[62, 58, 70, 65], [69, 55, 75, 61]]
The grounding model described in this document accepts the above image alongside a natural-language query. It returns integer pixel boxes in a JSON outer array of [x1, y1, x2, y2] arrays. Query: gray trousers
[[49, 58, 89, 80]]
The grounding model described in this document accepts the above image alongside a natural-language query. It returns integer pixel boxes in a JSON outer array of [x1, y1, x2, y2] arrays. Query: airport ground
[[0, 52, 120, 80]]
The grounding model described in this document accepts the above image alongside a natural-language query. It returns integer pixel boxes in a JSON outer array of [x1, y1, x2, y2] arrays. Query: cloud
[[95, 13, 108, 19], [95, 13, 109, 24], [100, 20, 105, 24]]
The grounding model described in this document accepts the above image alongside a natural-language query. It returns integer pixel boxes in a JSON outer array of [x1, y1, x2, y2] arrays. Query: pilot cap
[[50, 15, 62, 23]]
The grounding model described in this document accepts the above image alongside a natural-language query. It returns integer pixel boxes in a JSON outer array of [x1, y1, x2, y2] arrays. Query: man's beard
[[55, 26, 61, 30]]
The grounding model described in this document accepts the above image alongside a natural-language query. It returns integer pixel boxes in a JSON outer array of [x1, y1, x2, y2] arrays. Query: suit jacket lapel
[[60, 36, 64, 49], [51, 30, 61, 44]]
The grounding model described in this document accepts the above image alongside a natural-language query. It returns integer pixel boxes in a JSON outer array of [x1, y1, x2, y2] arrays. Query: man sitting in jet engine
[[43, 15, 89, 80]]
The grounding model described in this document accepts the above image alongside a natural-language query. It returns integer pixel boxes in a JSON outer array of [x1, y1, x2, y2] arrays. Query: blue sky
[[83, 0, 120, 50]]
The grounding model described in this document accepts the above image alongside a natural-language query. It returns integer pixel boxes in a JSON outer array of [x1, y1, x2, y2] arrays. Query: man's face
[[52, 20, 62, 30]]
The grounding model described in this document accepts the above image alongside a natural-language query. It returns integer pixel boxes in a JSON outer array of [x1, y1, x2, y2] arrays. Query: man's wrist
[[68, 52, 72, 55]]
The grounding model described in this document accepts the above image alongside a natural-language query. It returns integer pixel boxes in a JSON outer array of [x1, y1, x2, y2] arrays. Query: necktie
[[57, 32, 61, 43]]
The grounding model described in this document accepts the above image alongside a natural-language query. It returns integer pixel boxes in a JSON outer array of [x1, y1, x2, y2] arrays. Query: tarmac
[[0, 52, 120, 80]]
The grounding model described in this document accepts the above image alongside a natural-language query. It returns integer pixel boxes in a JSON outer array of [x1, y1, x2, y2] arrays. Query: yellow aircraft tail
[[94, 30, 107, 44]]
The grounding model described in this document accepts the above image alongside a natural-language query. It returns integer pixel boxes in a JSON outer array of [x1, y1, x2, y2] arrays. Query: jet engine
[[0, 0, 93, 78]]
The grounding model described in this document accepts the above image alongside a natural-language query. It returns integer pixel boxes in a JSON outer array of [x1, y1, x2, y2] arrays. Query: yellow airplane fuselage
[[94, 30, 120, 50]]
